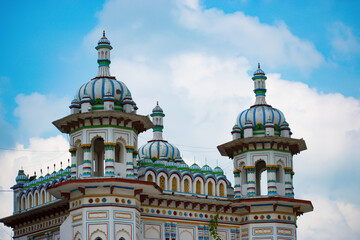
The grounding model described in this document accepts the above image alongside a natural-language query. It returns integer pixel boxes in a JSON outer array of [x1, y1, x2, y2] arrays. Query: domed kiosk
[[53, 31, 153, 179]]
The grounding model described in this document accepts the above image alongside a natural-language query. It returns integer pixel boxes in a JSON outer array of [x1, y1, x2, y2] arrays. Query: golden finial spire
[[103, 30, 105, 37], [258, 62, 260, 68]]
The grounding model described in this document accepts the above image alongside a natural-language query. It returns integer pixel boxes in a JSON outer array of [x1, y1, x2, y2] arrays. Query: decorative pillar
[[266, 165, 278, 195], [81, 144, 92, 178], [284, 167, 293, 197], [171, 222, 176, 240], [165, 223, 171, 240], [69, 148, 77, 179], [104, 143, 115, 177], [198, 225, 204, 240], [133, 150, 139, 179], [236, 228, 240, 240], [203, 225, 209, 240], [125, 146, 135, 178], [233, 170, 241, 199], [245, 166, 255, 196]]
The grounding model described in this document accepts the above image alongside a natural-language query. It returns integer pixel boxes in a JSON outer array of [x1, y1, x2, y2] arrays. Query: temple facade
[[1, 32, 313, 240]]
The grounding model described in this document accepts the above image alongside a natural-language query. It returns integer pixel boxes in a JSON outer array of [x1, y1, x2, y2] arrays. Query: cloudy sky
[[1, 0, 360, 239]]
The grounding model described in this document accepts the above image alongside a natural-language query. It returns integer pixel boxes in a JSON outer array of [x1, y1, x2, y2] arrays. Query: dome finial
[[103, 30, 105, 37], [258, 62, 260, 69], [157, 101, 159, 106]]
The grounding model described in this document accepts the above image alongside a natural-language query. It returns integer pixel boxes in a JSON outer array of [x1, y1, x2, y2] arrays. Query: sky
[[0, 0, 360, 239]]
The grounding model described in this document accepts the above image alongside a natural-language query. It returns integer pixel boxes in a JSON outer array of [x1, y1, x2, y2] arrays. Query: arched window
[[29, 194, 33, 208], [208, 181, 213, 195], [276, 165, 284, 183], [95, 237, 102, 240], [115, 143, 124, 163], [255, 160, 267, 196], [159, 176, 166, 190], [196, 180, 201, 194], [35, 192, 39, 206], [172, 177, 178, 191], [42, 191, 46, 204], [119, 238, 125, 240], [219, 183, 225, 197], [184, 179, 190, 193], [147, 174, 153, 182], [21, 196, 26, 210], [76, 145, 84, 167], [93, 138, 105, 177]]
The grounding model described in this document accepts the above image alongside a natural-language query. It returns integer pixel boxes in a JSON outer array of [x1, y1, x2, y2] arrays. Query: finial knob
[[258, 62, 260, 68], [103, 30, 105, 37]]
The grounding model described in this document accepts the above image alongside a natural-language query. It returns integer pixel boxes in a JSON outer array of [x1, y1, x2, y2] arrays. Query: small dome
[[16, 170, 28, 183], [153, 159, 166, 167], [152, 102, 163, 113], [253, 63, 265, 76], [179, 162, 189, 171], [97, 30, 111, 46], [190, 163, 201, 172], [201, 165, 213, 174], [214, 166, 224, 175], [165, 160, 176, 169], [50, 171, 57, 180], [44, 173, 51, 181], [139, 158, 153, 167], [138, 140, 181, 160]]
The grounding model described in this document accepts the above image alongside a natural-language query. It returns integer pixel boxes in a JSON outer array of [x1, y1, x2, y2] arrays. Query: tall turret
[[96, 30, 112, 77]]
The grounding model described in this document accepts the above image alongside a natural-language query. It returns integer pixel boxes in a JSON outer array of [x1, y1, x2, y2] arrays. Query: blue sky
[[1, 0, 360, 239]]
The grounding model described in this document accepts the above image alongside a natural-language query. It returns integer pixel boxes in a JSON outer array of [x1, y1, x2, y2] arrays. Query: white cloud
[[330, 21, 360, 56], [175, 0, 324, 71], [84, 0, 323, 74], [14, 93, 70, 139], [298, 195, 360, 240]]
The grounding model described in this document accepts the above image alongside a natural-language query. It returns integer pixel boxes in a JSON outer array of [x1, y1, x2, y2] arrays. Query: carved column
[[81, 144, 92, 178], [233, 170, 241, 199], [284, 167, 293, 197], [245, 166, 255, 196], [104, 143, 115, 177], [266, 165, 278, 195], [125, 146, 134, 178], [69, 148, 77, 179]]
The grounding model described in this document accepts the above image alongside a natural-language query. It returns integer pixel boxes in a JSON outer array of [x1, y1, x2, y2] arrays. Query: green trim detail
[[234, 148, 291, 156], [70, 125, 138, 135]]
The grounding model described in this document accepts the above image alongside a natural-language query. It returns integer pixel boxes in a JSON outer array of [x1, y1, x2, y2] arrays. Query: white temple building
[[1, 32, 313, 240]]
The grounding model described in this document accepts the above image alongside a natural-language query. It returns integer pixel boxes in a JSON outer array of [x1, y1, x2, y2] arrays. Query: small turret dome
[[179, 162, 189, 171], [190, 163, 201, 172], [16, 170, 28, 183], [214, 166, 224, 175], [152, 102, 163, 113], [97, 30, 111, 46], [201, 165, 213, 174], [234, 63, 288, 137], [138, 102, 181, 160], [165, 160, 176, 169], [253, 63, 265, 75]]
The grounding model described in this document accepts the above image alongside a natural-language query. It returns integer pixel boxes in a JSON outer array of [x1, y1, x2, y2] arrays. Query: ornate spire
[[95, 30, 113, 77], [150, 102, 165, 140], [252, 62, 267, 105]]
